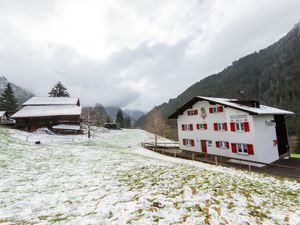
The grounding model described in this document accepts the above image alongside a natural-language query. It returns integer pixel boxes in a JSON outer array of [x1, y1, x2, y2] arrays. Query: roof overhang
[[168, 96, 294, 119]]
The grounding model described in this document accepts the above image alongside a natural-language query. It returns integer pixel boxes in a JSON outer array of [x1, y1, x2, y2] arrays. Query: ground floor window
[[182, 139, 195, 146], [232, 143, 254, 155]]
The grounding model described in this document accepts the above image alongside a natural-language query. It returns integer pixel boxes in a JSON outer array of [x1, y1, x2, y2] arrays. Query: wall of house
[[177, 100, 280, 164]]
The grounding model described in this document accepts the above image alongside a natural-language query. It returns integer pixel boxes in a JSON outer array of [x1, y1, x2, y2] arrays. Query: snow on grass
[[0, 127, 299, 225]]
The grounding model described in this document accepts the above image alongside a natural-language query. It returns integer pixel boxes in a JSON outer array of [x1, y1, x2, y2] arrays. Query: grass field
[[0, 127, 299, 225], [291, 153, 300, 158]]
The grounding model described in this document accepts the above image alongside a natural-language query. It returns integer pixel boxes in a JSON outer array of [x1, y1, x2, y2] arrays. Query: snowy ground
[[0, 127, 299, 225]]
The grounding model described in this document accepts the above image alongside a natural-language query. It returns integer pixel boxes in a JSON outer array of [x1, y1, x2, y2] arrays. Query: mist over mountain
[[135, 21, 300, 137]]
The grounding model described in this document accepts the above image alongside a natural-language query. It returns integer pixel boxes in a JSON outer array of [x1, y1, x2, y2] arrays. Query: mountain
[[123, 109, 145, 121], [105, 106, 144, 122], [135, 22, 300, 138], [0, 76, 34, 106]]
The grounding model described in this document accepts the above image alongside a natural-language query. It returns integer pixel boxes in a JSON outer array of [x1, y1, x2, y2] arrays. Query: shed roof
[[52, 124, 81, 131], [168, 96, 294, 119], [11, 105, 82, 118], [22, 97, 80, 106]]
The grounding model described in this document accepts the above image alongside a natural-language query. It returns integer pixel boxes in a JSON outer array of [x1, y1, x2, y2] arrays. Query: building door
[[274, 115, 289, 156], [201, 140, 207, 153]]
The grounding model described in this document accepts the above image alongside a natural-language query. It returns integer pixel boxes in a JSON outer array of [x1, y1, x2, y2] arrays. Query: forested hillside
[[136, 22, 300, 138]]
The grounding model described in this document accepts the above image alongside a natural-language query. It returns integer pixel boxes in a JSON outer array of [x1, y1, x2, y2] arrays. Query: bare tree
[[144, 107, 169, 146]]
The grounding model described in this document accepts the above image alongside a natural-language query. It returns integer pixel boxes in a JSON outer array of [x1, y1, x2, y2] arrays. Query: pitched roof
[[168, 96, 294, 119], [0, 111, 6, 117], [11, 105, 82, 118], [22, 97, 80, 106]]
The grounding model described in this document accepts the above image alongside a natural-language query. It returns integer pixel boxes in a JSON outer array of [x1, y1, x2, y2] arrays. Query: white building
[[168, 96, 294, 164]]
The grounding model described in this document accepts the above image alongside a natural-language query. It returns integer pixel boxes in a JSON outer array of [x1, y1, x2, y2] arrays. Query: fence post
[[192, 153, 195, 160], [215, 156, 218, 166], [174, 151, 176, 158], [248, 164, 251, 172]]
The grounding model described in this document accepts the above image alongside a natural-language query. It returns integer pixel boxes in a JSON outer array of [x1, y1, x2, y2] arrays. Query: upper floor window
[[230, 122, 250, 132], [182, 124, 193, 131], [209, 106, 224, 113], [214, 123, 227, 131], [196, 123, 208, 130], [187, 110, 198, 116]]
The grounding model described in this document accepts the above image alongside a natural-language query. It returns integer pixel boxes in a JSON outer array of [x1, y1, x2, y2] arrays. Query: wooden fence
[[141, 142, 300, 179]]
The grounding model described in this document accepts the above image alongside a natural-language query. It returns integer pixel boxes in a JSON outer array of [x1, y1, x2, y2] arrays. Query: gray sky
[[0, 0, 300, 111]]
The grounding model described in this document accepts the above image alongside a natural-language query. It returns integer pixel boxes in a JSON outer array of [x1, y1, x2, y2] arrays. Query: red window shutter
[[230, 122, 235, 132], [182, 139, 186, 145], [218, 106, 223, 112], [191, 139, 195, 146], [209, 107, 213, 113], [247, 144, 254, 155], [194, 110, 198, 115], [196, 124, 200, 130], [216, 141, 220, 148], [204, 124, 208, 130], [231, 143, 237, 153], [244, 122, 250, 132], [214, 123, 218, 131], [190, 124, 193, 131], [224, 123, 228, 131], [226, 142, 229, 149], [182, 124, 185, 131], [187, 111, 191, 116]]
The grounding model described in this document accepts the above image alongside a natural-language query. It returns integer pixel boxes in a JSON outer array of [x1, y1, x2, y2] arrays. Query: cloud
[[0, 0, 300, 111]]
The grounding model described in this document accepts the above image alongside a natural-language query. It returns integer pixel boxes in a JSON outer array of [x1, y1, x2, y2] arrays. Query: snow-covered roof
[[11, 105, 82, 118], [52, 124, 81, 131], [169, 96, 294, 119], [0, 111, 6, 117], [22, 97, 80, 106]]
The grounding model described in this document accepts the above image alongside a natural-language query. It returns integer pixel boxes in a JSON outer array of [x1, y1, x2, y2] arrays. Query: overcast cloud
[[0, 0, 300, 111]]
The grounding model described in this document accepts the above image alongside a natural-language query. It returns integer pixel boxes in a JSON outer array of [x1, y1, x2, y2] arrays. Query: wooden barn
[[11, 97, 82, 133]]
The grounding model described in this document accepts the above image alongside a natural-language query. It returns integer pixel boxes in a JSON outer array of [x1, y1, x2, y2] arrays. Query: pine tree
[[48, 81, 70, 97], [116, 110, 125, 128], [124, 116, 131, 128], [0, 83, 18, 113]]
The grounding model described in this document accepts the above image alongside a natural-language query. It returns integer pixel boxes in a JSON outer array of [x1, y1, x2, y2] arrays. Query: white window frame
[[207, 140, 212, 147], [183, 124, 193, 131], [218, 123, 226, 131], [185, 139, 193, 146], [236, 143, 248, 155], [199, 123, 206, 130], [235, 122, 245, 132], [219, 141, 227, 149]]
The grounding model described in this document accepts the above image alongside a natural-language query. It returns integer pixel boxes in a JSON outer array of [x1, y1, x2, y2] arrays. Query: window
[[182, 124, 193, 131], [209, 106, 224, 113], [187, 109, 198, 116], [231, 143, 254, 155], [235, 122, 245, 131], [214, 123, 227, 131], [182, 139, 195, 146], [230, 122, 250, 132], [207, 140, 213, 146], [216, 141, 229, 149], [196, 123, 208, 130]]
